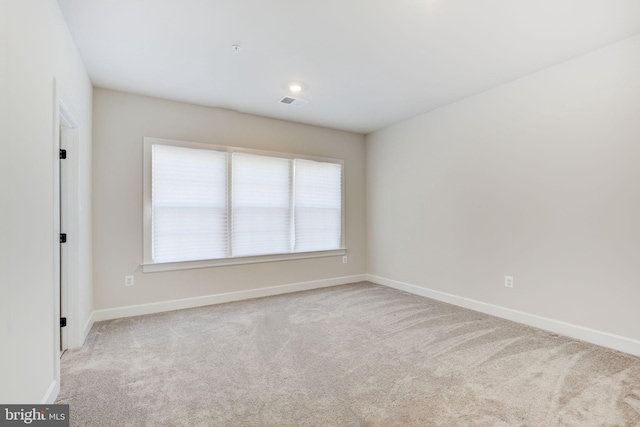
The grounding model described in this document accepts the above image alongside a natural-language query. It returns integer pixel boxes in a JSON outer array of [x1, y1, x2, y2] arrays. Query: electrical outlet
[[125, 275, 134, 287], [505, 276, 514, 288], [342, 256, 348, 264]]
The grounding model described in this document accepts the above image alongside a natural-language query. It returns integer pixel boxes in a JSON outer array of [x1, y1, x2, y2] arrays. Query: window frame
[[142, 137, 346, 272]]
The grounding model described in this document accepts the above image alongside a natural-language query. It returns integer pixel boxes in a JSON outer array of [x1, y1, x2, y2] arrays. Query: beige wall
[[92, 88, 366, 310], [0, 0, 93, 403], [367, 34, 640, 341]]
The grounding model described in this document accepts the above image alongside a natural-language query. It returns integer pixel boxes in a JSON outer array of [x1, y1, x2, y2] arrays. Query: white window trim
[[142, 137, 346, 272]]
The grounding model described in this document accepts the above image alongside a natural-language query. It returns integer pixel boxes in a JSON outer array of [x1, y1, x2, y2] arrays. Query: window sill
[[141, 249, 347, 273]]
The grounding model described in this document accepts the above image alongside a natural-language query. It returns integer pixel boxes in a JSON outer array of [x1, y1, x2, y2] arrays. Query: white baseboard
[[92, 274, 367, 323], [80, 314, 94, 346], [367, 274, 640, 357], [41, 380, 59, 404]]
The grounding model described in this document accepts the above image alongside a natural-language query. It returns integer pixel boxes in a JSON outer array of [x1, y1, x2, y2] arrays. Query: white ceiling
[[57, 0, 640, 134]]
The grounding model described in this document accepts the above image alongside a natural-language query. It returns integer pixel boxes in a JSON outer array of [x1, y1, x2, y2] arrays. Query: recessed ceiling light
[[289, 84, 302, 92]]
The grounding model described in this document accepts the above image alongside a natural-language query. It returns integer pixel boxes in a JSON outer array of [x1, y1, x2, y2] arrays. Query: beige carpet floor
[[57, 282, 640, 426]]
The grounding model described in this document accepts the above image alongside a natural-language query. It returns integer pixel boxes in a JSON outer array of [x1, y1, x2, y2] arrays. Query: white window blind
[[231, 153, 292, 257], [152, 145, 228, 263], [144, 137, 345, 269], [293, 159, 342, 252]]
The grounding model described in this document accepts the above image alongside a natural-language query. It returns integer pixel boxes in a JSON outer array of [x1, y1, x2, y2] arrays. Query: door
[[59, 124, 69, 355]]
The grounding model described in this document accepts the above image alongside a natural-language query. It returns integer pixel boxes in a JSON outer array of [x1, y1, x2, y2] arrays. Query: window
[[143, 137, 345, 271], [231, 153, 292, 257]]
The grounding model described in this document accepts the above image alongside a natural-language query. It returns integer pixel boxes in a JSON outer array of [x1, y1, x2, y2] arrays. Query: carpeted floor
[[57, 282, 640, 426]]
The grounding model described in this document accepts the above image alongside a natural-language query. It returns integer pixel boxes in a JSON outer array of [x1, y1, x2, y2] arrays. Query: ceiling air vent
[[280, 96, 309, 107]]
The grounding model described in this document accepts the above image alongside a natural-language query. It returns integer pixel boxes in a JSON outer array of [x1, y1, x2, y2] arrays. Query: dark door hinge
[[60, 233, 67, 243], [60, 317, 67, 328], [59, 149, 67, 159]]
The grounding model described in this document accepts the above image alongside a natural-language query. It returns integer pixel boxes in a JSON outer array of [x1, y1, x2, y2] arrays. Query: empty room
[[2, 0, 640, 425]]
